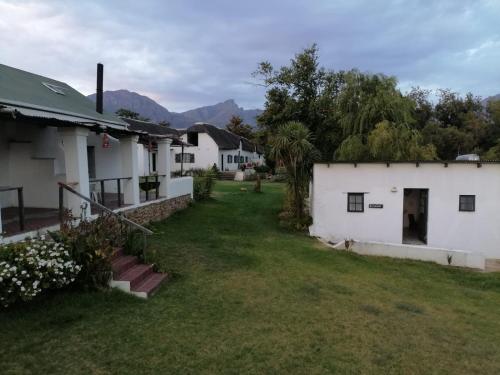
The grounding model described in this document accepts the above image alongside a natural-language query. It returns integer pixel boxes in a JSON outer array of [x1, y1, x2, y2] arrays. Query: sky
[[1, 0, 499, 112]]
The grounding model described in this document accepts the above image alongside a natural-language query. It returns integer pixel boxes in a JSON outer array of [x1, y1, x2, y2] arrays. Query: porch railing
[[58, 182, 152, 235], [0, 186, 25, 232], [89, 177, 131, 208]]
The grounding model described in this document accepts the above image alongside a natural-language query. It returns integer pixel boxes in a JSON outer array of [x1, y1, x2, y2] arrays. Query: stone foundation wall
[[122, 195, 191, 226]]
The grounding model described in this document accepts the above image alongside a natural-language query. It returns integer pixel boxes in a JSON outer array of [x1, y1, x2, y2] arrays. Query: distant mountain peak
[[86, 90, 262, 129]]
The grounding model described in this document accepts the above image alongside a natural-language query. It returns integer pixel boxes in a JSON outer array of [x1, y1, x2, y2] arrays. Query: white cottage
[[173, 123, 263, 172], [0, 63, 193, 243], [309, 161, 500, 270]]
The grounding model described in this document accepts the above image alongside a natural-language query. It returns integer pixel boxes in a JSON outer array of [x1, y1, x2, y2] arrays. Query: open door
[[403, 188, 428, 245]]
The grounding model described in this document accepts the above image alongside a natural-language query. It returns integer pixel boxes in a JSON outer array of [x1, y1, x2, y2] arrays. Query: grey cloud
[[0, 0, 498, 112]]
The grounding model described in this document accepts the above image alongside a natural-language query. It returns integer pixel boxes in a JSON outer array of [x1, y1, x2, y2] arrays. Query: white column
[[60, 127, 90, 218], [120, 136, 140, 205], [157, 138, 172, 198]]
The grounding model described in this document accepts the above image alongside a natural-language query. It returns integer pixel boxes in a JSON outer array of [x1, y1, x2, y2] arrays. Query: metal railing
[[89, 177, 132, 208], [58, 182, 152, 235], [0, 186, 24, 232]]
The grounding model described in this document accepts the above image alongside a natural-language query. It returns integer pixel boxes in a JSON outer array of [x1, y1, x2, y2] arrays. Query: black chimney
[[96, 63, 103, 114]]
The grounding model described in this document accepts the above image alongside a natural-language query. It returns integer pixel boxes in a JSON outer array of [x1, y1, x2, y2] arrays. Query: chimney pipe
[[96, 63, 103, 114]]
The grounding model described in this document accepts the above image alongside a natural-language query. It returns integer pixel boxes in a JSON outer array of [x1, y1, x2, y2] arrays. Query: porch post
[[120, 135, 140, 205], [157, 138, 172, 198], [60, 127, 91, 218]]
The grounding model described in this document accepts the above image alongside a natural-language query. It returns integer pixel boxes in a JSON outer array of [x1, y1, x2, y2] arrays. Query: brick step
[[131, 273, 169, 298], [115, 264, 154, 289], [111, 255, 139, 277]]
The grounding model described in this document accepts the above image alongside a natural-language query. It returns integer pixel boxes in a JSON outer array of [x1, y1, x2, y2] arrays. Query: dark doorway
[[402, 188, 428, 245], [87, 146, 96, 179]]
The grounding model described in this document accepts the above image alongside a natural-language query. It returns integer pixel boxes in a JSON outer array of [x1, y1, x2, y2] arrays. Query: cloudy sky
[[1, 0, 499, 112]]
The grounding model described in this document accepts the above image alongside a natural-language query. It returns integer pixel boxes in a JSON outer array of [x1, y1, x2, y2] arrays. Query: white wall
[[172, 133, 219, 171], [311, 163, 500, 260], [0, 123, 64, 208], [168, 176, 193, 199]]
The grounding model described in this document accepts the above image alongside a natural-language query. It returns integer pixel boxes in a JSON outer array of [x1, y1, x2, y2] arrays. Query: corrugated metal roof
[[0, 64, 127, 129]]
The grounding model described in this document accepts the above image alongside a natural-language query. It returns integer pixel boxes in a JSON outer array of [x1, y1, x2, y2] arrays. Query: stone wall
[[122, 195, 191, 226]]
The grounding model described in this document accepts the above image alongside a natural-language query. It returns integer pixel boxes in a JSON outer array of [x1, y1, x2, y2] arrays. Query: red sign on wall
[[102, 133, 111, 148]]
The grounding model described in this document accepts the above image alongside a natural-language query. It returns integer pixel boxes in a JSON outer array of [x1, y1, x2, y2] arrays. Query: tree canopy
[[225, 115, 254, 139], [255, 45, 500, 163]]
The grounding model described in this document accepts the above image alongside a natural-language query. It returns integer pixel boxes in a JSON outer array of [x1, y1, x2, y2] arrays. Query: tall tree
[[225, 115, 254, 139]]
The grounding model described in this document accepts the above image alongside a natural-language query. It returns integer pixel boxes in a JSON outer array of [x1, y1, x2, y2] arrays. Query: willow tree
[[336, 70, 415, 137], [270, 121, 319, 225]]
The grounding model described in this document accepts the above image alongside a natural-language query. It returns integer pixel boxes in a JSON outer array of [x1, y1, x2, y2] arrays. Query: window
[[347, 193, 364, 212], [459, 195, 475, 212], [187, 132, 198, 146], [227, 155, 233, 163], [151, 153, 157, 172], [240, 156, 244, 163], [245, 156, 248, 162], [234, 154, 239, 163], [175, 153, 195, 163], [42, 82, 65, 95]]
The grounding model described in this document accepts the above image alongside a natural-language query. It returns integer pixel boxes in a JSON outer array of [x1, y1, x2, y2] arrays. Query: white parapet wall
[[168, 176, 193, 199], [316, 236, 485, 270]]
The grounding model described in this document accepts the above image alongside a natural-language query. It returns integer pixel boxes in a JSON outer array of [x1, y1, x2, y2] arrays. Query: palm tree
[[270, 121, 319, 224]]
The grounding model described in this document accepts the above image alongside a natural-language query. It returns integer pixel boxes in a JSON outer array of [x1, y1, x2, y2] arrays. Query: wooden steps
[[109, 248, 168, 298], [485, 259, 500, 273]]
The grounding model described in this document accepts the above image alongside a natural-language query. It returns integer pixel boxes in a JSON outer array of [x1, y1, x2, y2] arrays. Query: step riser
[[131, 268, 153, 289]]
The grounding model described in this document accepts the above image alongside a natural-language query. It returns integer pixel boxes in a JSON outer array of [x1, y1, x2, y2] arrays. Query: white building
[[0, 63, 193, 243], [309, 161, 500, 270], [173, 123, 264, 172]]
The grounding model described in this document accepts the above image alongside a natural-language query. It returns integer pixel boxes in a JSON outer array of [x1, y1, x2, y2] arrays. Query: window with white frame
[[227, 155, 233, 163]]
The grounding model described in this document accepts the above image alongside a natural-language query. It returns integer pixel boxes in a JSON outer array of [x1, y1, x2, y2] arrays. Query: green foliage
[[337, 70, 415, 136], [56, 213, 125, 289], [254, 165, 271, 173], [367, 121, 437, 160], [335, 135, 368, 161], [115, 108, 150, 122], [255, 45, 497, 163], [225, 115, 254, 139], [270, 121, 319, 227], [193, 169, 216, 200], [123, 230, 146, 259]]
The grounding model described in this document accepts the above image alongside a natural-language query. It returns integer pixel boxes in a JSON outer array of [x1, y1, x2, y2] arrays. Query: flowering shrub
[[52, 211, 124, 288], [0, 236, 81, 307]]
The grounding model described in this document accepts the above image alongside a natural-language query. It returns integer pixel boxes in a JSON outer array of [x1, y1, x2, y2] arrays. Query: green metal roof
[[0, 64, 127, 128]]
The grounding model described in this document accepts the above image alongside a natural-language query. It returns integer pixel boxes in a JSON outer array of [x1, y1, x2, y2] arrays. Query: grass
[[2, 181, 500, 374]]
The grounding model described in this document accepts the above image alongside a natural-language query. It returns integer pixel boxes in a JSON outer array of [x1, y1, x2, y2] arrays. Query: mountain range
[[87, 90, 262, 129]]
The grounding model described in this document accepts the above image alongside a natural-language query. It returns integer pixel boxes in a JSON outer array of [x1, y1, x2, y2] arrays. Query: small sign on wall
[[369, 204, 383, 209]]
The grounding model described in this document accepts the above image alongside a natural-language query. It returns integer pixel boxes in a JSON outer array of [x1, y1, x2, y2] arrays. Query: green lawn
[[2, 181, 500, 374]]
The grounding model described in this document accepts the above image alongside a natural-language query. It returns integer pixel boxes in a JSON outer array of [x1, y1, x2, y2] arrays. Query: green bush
[[193, 169, 216, 200], [0, 236, 81, 307], [254, 165, 270, 174], [53, 212, 125, 289]]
